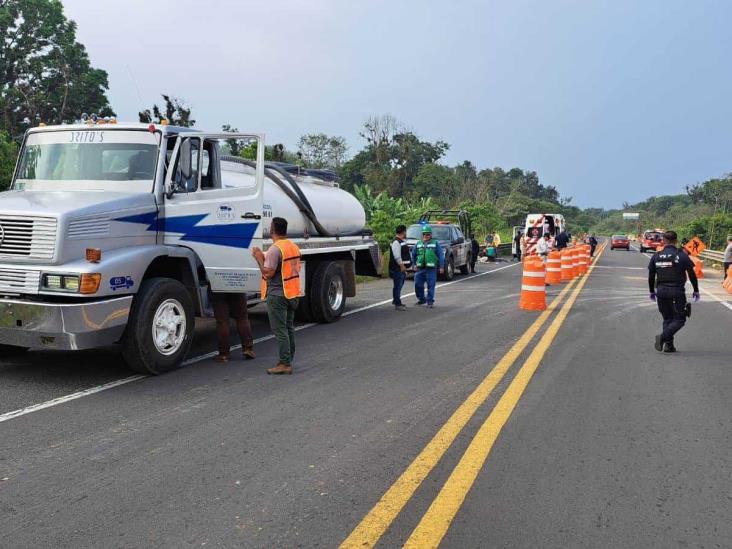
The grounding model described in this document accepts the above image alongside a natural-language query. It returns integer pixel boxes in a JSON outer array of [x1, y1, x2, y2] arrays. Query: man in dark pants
[[513, 230, 523, 262], [588, 233, 598, 257], [469, 234, 480, 272], [212, 293, 255, 363], [554, 229, 569, 250], [389, 224, 411, 310], [648, 230, 700, 353]]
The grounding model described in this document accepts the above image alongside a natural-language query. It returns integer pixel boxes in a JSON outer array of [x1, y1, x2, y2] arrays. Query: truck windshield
[[15, 129, 159, 192], [407, 225, 451, 240]]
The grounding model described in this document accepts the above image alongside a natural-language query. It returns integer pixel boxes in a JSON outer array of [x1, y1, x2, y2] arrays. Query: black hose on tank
[[220, 155, 332, 237]]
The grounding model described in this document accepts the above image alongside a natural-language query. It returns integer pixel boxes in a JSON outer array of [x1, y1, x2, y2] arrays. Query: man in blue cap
[[411, 224, 445, 308]]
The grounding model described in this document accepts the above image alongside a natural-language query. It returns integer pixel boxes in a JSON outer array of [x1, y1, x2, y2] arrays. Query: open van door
[[511, 225, 523, 257], [163, 133, 265, 292]]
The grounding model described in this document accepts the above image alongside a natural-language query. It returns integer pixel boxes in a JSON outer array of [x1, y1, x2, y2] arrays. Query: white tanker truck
[[0, 122, 381, 374]]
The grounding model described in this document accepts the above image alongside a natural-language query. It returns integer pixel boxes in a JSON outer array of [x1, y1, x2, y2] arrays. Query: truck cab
[[0, 121, 379, 374]]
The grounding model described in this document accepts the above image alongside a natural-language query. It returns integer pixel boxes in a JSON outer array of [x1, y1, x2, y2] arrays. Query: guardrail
[[700, 249, 725, 263]]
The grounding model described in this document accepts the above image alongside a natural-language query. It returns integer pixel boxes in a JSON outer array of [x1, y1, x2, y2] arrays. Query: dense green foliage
[[587, 177, 732, 249], [0, 131, 18, 190], [139, 95, 195, 127], [1, 0, 114, 137]]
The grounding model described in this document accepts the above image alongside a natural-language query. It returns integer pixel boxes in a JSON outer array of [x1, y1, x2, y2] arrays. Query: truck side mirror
[[166, 138, 192, 199], [179, 138, 192, 180]]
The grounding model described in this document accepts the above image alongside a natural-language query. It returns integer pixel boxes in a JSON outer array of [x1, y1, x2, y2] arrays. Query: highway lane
[[1, 249, 730, 548], [0, 262, 512, 417]]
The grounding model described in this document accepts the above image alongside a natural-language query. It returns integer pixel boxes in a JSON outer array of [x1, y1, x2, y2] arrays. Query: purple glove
[[649, 292, 656, 302], [692, 292, 700, 302]]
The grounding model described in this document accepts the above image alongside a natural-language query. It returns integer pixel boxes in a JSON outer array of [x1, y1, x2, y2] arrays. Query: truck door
[[163, 133, 265, 292]]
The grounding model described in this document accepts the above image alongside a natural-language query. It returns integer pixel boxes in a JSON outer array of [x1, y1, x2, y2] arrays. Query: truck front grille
[[0, 268, 40, 294], [0, 215, 57, 260]]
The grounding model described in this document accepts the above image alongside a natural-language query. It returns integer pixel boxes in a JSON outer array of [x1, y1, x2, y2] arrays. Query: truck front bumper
[[0, 296, 133, 350]]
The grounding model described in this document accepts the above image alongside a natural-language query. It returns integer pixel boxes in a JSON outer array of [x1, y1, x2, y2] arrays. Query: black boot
[[654, 334, 663, 352], [663, 342, 677, 353]]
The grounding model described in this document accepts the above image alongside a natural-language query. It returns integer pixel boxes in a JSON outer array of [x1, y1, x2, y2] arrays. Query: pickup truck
[[405, 210, 473, 280]]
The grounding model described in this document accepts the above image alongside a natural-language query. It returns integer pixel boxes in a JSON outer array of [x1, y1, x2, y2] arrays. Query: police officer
[[411, 225, 445, 308], [648, 230, 700, 353], [389, 224, 411, 310]]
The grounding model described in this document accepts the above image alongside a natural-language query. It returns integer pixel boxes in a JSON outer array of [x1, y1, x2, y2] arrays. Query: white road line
[[700, 287, 732, 312], [0, 376, 146, 424], [0, 263, 520, 424]]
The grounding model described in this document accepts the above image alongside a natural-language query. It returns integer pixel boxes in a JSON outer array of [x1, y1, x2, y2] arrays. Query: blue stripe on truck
[[115, 212, 258, 249]]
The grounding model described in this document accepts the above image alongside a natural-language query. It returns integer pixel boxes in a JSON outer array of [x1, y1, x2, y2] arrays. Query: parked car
[[610, 235, 630, 250]]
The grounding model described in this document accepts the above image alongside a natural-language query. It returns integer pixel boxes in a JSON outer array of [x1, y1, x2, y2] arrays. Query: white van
[[523, 214, 567, 255]]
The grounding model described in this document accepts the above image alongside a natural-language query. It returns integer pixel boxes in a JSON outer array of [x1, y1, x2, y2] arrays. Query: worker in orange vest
[[252, 217, 302, 375]]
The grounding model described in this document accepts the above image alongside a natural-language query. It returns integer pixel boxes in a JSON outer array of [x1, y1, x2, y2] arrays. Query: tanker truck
[[0, 122, 381, 374]]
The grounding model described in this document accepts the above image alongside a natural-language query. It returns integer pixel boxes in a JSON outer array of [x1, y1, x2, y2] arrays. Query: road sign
[[622, 212, 640, 220], [684, 236, 706, 257]]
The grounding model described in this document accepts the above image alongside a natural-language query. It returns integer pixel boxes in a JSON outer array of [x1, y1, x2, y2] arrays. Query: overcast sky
[[62, 0, 732, 208]]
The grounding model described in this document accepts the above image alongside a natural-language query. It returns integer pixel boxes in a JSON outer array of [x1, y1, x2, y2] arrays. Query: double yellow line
[[341, 244, 606, 548]]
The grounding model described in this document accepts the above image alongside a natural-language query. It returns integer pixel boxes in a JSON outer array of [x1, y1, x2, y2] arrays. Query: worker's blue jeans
[[390, 269, 406, 306], [415, 268, 437, 304]]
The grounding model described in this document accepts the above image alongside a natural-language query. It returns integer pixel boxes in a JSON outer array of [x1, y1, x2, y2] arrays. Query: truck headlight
[[42, 273, 101, 294]]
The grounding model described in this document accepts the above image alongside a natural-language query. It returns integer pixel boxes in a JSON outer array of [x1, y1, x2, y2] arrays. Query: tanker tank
[[220, 157, 366, 238]]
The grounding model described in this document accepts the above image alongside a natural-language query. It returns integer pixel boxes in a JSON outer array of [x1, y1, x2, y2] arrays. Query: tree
[[297, 133, 348, 170], [138, 94, 194, 127], [0, 131, 18, 190], [221, 124, 245, 156], [1, 0, 114, 138]]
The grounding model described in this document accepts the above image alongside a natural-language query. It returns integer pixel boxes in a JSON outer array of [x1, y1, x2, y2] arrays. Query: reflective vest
[[415, 240, 439, 268], [260, 239, 302, 299]]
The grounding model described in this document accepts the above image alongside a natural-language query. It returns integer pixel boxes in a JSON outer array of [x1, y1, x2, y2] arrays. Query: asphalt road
[[1, 248, 730, 548]]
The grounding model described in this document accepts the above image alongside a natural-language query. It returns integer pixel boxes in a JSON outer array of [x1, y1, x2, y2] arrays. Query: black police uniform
[[648, 245, 699, 347], [470, 238, 480, 272]]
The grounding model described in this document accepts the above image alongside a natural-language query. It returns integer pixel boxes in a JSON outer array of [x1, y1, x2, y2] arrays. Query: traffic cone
[[519, 256, 547, 311], [561, 248, 574, 282], [546, 250, 562, 285]]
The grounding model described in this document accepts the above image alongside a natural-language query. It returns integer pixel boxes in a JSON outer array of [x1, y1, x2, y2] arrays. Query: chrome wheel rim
[[152, 298, 186, 356], [328, 276, 344, 311]]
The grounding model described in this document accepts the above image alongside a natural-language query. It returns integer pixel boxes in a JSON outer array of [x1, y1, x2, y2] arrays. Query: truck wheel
[[309, 261, 346, 323], [0, 344, 29, 356], [459, 254, 471, 275], [122, 278, 194, 375], [441, 256, 455, 281]]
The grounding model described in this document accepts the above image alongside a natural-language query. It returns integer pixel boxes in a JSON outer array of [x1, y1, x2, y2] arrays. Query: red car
[[610, 235, 630, 250], [639, 230, 664, 253]]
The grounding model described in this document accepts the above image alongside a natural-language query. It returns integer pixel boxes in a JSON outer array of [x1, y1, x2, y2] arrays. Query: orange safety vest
[[260, 239, 302, 299]]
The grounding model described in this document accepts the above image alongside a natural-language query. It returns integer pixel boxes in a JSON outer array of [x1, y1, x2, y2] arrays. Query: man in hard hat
[[648, 230, 700, 353], [411, 225, 444, 308]]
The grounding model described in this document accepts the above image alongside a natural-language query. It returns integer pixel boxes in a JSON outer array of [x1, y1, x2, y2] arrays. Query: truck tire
[[122, 278, 194, 375], [441, 255, 455, 281], [309, 261, 347, 323], [0, 344, 29, 356], [459, 253, 471, 275]]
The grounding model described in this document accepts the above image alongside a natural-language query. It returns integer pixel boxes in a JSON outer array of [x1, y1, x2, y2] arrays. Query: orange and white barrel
[[561, 248, 574, 282], [519, 256, 547, 311], [546, 250, 562, 285]]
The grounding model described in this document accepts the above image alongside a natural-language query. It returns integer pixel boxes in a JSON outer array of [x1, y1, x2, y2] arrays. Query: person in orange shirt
[[252, 217, 302, 375]]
